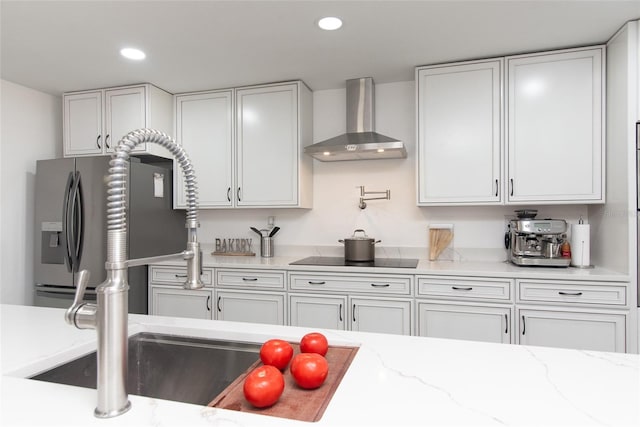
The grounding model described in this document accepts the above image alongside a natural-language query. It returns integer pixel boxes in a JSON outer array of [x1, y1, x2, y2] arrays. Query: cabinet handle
[[370, 283, 390, 288], [227, 187, 231, 202], [452, 286, 473, 291], [242, 277, 258, 281], [521, 315, 526, 335], [237, 187, 241, 202], [174, 274, 187, 278], [352, 304, 356, 322], [96, 135, 102, 149], [339, 303, 343, 322], [559, 291, 583, 296], [504, 314, 508, 334], [308, 281, 326, 285], [217, 296, 222, 312], [510, 178, 514, 196], [206, 295, 211, 311], [105, 134, 110, 149], [495, 179, 499, 197]]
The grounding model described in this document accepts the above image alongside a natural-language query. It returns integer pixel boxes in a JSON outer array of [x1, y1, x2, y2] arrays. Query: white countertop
[[156, 246, 630, 282], [2, 304, 638, 426]]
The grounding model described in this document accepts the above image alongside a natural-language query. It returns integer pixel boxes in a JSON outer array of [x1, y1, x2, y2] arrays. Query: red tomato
[[300, 332, 329, 356], [290, 353, 329, 389], [260, 339, 294, 370], [243, 365, 285, 408]]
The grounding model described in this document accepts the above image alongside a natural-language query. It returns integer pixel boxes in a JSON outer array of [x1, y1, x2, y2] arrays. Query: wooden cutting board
[[208, 344, 358, 422]]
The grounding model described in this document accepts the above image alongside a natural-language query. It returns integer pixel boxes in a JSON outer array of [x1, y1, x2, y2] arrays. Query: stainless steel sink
[[30, 332, 261, 406]]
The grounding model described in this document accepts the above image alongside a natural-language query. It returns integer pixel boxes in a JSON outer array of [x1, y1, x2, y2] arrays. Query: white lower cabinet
[[289, 293, 413, 335], [417, 301, 512, 344], [150, 286, 213, 320], [215, 290, 285, 325], [517, 307, 626, 352]]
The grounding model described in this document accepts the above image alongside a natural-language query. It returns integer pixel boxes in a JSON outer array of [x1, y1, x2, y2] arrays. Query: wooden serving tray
[[208, 344, 358, 422]]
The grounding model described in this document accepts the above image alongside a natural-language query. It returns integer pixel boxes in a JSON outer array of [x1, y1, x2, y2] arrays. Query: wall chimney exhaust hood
[[305, 77, 407, 161]]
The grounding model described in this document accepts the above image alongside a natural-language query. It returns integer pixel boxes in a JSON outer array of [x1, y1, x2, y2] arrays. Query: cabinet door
[[289, 294, 347, 330], [351, 297, 413, 336], [417, 59, 502, 205], [216, 290, 285, 325], [150, 286, 213, 320], [175, 91, 234, 208], [518, 308, 625, 352], [507, 47, 603, 203], [64, 91, 103, 156], [236, 83, 298, 206], [417, 302, 511, 344], [104, 86, 146, 153]]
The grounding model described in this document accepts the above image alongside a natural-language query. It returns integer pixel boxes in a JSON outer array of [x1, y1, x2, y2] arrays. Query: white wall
[[1, 80, 61, 305], [197, 81, 586, 255]]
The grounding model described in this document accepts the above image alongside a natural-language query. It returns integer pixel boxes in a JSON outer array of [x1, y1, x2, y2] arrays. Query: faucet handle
[[72, 269, 90, 307], [65, 269, 96, 328]]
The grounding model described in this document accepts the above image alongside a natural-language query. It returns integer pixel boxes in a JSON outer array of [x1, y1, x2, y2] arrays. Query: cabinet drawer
[[289, 273, 412, 295], [149, 266, 213, 286], [417, 276, 512, 301], [217, 269, 285, 289], [518, 280, 627, 305]]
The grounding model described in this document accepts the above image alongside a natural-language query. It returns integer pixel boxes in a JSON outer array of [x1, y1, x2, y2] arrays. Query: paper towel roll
[[570, 223, 591, 267]]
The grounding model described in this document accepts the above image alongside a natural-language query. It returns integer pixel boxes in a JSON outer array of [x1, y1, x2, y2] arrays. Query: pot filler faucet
[[65, 128, 203, 418]]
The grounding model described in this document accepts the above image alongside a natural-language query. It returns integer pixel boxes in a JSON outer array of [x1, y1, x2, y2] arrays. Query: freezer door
[[34, 158, 76, 287], [74, 157, 112, 288]]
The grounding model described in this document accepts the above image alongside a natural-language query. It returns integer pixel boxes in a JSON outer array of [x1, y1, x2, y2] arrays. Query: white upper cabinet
[[63, 84, 173, 158], [236, 82, 313, 208], [417, 59, 502, 205], [174, 90, 234, 208], [416, 45, 604, 206], [174, 81, 313, 209], [507, 47, 604, 203]]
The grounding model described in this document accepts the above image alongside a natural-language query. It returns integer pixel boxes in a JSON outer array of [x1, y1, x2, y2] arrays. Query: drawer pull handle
[[206, 295, 211, 311], [452, 286, 473, 291], [217, 296, 222, 312], [353, 304, 356, 322], [339, 303, 343, 322], [308, 281, 326, 285], [559, 291, 583, 296], [174, 274, 187, 278], [371, 283, 390, 288], [522, 315, 526, 335], [504, 314, 508, 334], [242, 277, 258, 281]]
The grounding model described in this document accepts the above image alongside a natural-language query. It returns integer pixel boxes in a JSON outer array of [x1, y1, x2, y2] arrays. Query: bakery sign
[[212, 238, 255, 256]]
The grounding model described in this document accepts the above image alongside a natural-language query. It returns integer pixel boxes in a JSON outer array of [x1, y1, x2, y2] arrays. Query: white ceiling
[[2, 0, 639, 96]]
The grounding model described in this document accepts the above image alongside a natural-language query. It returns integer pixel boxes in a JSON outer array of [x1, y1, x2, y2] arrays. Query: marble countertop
[[152, 245, 630, 282], [2, 304, 638, 426]]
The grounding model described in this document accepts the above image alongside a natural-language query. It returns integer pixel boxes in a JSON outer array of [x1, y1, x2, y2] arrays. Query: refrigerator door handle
[[62, 172, 75, 272], [70, 171, 84, 268]]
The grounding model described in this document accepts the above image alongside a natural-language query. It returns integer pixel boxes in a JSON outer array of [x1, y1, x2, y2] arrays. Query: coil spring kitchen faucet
[[65, 128, 203, 418]]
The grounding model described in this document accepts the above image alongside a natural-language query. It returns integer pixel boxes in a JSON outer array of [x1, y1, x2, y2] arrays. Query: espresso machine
[[507, 210, 571, 267]]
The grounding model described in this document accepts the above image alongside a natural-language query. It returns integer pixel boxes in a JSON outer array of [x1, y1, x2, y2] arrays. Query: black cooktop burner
[[289, 256, 419, 268]]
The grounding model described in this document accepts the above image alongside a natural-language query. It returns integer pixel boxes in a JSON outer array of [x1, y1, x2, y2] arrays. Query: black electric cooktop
[[290, 256, 419, 269]]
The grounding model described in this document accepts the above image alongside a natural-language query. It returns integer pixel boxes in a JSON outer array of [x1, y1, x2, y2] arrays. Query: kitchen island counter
[[2, 304, 638, 426]]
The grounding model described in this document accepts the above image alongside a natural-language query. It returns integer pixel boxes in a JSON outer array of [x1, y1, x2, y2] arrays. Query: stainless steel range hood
[[305, 77, 407, 161]]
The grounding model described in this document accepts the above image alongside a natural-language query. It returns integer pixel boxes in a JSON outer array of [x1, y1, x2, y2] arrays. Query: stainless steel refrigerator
[[34, 156, 186, 314]]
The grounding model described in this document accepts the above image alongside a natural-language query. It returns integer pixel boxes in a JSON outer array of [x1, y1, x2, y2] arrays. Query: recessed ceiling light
[[318, 17, 342, 31], [120, 47, 146, 60]]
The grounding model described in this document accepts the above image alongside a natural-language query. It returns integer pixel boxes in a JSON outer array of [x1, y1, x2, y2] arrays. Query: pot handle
[[353, 229, 367, 237], [338, 239, 345, 244], [372, 240, 382, 245]]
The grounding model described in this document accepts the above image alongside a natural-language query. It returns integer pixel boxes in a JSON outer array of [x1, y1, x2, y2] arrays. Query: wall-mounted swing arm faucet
[[358, 185, 391, 209], [65, 128, 203, 418]]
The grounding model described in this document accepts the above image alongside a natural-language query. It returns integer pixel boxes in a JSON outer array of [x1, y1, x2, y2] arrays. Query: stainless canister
[[261, 236, 274, 258]]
